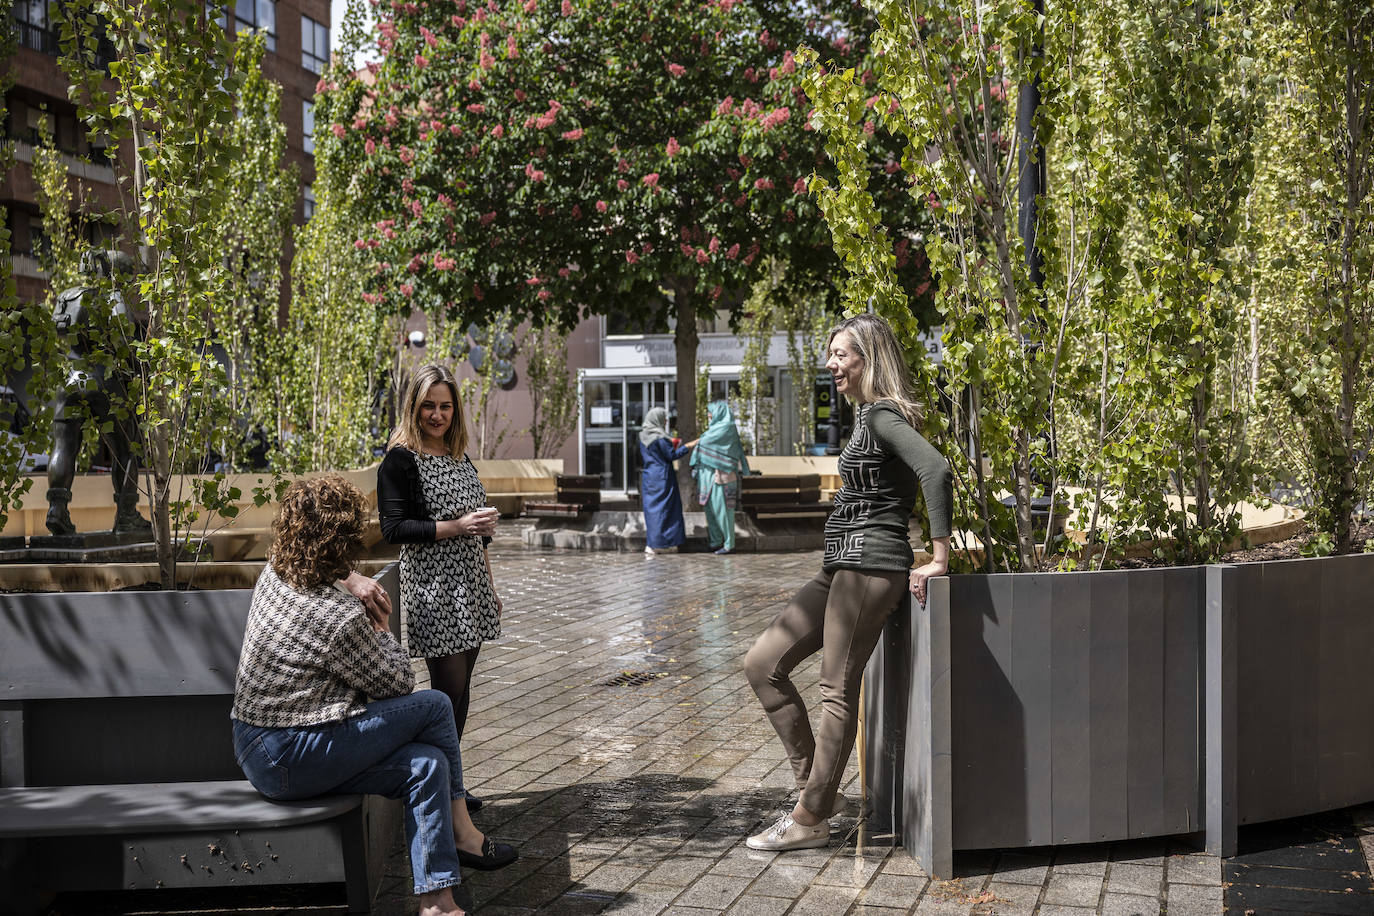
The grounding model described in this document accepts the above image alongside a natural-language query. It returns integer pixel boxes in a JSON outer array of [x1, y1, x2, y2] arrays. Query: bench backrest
[[0, 563, 399, 789], [739, 474, 822, 506], [555, 475, 601, 508]]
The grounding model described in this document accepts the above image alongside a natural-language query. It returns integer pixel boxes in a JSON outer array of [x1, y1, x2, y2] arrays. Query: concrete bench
[[739, 473, 831, 521], [524, 474, 601, 519], [0, 565, 402, 914]]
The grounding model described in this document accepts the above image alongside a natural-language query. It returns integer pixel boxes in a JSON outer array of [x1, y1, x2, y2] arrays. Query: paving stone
[[641, 855, 717, 887], [1040, 873, 1103, 906], [791, 882, 864, 914], [1035, 907, 1096, 916], [991, 852, 1051, 886], [1104, 862, 1163, 897], [748, 862, 823, 898], [1163, 882, 1223, 916], [675, 873, 753, 909], [815, 854, 885, 888], [979, 880, 1040, 915], [1163, 853, 1221, 886], [723, 895, 795, 916], [1099, 892, 1159, 916], [1052, 848, 1109, 876], [862, 872, 932, 908]]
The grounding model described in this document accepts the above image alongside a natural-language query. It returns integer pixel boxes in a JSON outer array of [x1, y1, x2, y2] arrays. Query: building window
[[303, 184, 316, 220], [234, 0, 276, 51], [302, 100, 314, 155], [13, 0, 56, 55], [301, 15, 329, 73]]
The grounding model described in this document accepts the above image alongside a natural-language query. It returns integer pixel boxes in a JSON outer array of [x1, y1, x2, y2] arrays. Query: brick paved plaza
[[359, 524, 1367, 916]]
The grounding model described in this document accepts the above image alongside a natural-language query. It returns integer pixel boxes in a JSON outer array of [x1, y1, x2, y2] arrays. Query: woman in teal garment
[[690, 400, 750, 555]]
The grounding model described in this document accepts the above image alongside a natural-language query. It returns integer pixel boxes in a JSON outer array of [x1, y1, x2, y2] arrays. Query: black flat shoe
[[464, 791, 484, 812], [457, 836, 518, 871]]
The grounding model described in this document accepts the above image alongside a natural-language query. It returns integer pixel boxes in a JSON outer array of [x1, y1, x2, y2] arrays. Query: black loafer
[[464, 791, 484, 813], [457, 836, 518, 871]]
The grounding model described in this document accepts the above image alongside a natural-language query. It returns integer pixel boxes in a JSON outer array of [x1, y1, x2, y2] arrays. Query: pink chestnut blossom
[[399, 146, 415, 164], [571, 204, 582, 219], [399, 283, 414, 297], [414, 54, 429, 68], [726, 243, 740, 259], [525, 162, 546, 182], [537, 289, 551, 301], [695, 248, 708, 264], [679, 242, 694, 258], [507, 35, 519, 58], [625, 250, 639, 264], [753, 177, 772, 191], [665, 136, 680, 158], [525, 275, 542, 285], [667, 62, 686, 77], [466, 103, 487, 114], [365, 138, 377, 155], [561, 0, 571, 13], [595, 200, 608, 212], [617, 179, 629, 191], [717, 96, 734, 115], [642, 173, 660, 188], [562, 128, 584, 140], [523, 0, 536, 10], [514, 89, 527, 102], [433, 253, 456, 270], [792, 176, 807, 193], [480, 211, 496, 225], [492, 124, 505, 137], [708, 236, 720, 253]]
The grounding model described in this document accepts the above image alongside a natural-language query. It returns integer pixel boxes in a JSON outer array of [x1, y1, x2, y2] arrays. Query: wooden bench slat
[[0, 780, 362, 838]]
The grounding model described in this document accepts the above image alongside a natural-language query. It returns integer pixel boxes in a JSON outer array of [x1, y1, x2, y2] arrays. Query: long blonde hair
[[828, 314, 924, 427], [389, 364, 469, 458]]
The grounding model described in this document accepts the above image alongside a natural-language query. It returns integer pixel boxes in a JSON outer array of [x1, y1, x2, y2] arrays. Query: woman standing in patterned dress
[[742, 314, 953, 852], [378, 364, 502, 812]]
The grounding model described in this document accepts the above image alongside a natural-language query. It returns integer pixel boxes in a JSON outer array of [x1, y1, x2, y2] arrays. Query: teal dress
[[690, 401, 750, 552]]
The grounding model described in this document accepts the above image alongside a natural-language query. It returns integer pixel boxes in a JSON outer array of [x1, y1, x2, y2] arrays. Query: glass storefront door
[[583, 376, 675, 493], [583, 379, 624, 490]]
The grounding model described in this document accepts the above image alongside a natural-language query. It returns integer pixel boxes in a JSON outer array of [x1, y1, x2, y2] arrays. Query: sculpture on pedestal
[[45, 249, 152, 537]]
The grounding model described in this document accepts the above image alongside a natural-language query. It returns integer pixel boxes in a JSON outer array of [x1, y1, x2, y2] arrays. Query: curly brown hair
[[270, 475, 368, 590]]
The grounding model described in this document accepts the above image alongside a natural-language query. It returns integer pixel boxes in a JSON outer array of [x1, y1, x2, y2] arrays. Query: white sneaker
[[644, 546, 658, 555], [745, 813, 830, 851]]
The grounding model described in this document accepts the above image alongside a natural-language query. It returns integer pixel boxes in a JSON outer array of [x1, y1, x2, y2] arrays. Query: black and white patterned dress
[[400, 454, 501, 657]]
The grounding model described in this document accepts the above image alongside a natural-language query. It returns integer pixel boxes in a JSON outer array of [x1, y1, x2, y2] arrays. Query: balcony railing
[[12, 19, 58, 55], [10, 15, 116, 66]]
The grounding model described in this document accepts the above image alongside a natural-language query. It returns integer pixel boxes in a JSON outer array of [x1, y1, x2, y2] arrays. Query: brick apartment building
[[2, 0, 329, 305]]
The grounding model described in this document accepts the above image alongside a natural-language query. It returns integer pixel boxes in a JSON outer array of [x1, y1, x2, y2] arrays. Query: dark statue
[[45, 249, 152, 537]]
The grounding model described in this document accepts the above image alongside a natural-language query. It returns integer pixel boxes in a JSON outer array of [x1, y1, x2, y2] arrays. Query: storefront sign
[[602, 328, 944, 369]]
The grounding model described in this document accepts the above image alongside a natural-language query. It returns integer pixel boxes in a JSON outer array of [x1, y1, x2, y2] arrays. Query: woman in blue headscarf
[[639, 407, 697, 556], [691, 400, 750, 555]]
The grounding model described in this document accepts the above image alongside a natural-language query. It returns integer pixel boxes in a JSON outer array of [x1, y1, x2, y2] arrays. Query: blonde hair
[[389, 364, 469, 458], [828, 314, 924, 427]]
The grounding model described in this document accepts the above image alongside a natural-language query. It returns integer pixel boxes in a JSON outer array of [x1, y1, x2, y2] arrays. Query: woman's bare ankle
[[418, 887, 465, 916]]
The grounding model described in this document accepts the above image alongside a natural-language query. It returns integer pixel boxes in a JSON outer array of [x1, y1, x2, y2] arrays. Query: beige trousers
[[744, 566, 908, 818]]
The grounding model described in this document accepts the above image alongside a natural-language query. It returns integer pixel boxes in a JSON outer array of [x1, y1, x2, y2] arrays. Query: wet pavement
[[364, 524, 1374, 915]]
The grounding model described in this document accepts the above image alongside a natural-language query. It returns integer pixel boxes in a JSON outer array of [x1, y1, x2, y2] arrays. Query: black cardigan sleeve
[[377, 447, 437, 544]]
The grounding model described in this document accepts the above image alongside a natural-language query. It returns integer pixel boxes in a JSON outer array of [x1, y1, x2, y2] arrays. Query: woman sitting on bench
[[232, 475, 516, 916]]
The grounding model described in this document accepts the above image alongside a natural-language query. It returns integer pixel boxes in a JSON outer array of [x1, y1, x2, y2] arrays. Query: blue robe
[[640, 436, 691, 548]]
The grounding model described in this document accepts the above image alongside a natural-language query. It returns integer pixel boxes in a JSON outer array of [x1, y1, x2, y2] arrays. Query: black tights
[[425, 646, 481, 743]]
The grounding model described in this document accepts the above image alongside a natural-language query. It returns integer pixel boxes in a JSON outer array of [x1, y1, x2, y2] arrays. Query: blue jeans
[[232, 689, 465, 894]]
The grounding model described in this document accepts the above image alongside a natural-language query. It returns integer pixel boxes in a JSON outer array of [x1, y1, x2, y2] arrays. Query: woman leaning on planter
[[378, 364, 502, 813], [743, 313, 953, 852]]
